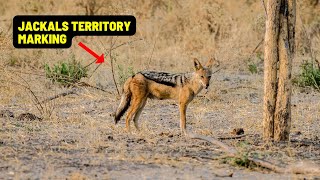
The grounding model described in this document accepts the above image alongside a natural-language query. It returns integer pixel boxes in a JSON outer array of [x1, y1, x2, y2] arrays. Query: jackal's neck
[[189, 72, 204, 95]]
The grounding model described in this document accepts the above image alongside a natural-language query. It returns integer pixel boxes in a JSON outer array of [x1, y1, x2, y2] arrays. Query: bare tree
[[263, 0, 296, 141]]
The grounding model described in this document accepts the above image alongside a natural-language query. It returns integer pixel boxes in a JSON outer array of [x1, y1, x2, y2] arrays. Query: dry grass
[[0, 0, 320, 179]]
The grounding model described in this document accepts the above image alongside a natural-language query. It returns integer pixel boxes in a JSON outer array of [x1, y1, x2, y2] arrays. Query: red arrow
[[78, 42, 104, 64]]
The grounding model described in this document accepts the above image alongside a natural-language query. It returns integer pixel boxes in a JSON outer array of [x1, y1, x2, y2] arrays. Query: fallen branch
[[76, 82, 112, 94], [40, 88, 79, 103], [187, 132, 320, 175], [250, 158, 320, 174], [187, 132, 237, 155], [217, 134, 254, 140], [40, 81, 113, 103], [247, 157, 285, 173]]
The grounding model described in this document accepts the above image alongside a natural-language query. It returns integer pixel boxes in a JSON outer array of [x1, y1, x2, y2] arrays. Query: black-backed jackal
[[114, 58, 214, 135]]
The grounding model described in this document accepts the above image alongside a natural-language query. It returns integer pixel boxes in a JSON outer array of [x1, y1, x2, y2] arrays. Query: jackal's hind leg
[[133, 98, 147, 131], [125, 106, 134, 132], [125, 97, 145, 132]]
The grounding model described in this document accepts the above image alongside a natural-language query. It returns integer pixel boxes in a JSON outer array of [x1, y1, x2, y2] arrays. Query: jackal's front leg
[[179, 103, 187, 136]]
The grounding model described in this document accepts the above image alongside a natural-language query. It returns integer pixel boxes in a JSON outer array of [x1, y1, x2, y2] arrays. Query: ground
[[0, 68, 319, 179]]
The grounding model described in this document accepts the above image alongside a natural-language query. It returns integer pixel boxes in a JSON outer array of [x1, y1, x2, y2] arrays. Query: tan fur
[[114, 58, 214, 135]]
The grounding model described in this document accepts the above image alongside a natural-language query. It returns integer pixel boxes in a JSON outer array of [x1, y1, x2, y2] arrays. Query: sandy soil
[[0, 69, 319, 179]]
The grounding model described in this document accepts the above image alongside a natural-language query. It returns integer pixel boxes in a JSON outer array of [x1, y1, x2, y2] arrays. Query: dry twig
[[110, 38, 143, 51], [147, 36, 158, 69], [187, 132, 320, 175], [261, 0, 267, 17], [187, 132, 237, 155], [217, 134, 254, 140], [109, 37, 120, 96], [15, 74, 44, 115], [40, 88, 79, 103]]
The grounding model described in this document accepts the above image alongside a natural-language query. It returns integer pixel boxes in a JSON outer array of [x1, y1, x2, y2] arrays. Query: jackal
[[114, 58, 214, 135]]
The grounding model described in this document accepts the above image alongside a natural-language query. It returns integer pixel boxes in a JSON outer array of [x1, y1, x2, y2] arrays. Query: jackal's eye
[[201, 75, 204, 78], [208, 76, 211, 78]]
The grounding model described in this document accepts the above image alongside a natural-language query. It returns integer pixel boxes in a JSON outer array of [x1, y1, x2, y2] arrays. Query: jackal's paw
[[134, 124, 140, 132], [125, 127, 131, 133]]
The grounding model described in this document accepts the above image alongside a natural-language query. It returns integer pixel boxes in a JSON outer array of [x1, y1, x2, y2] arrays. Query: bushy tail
[[114, 77, 132, 124]]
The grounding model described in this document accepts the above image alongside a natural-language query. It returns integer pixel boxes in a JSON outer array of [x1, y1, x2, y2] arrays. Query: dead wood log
[[40, 88, 79, 103], [187, 132, 320, 175], [40, 81, 113, 103], [187, 132, 237, 155], [218, 134, 254, 140]]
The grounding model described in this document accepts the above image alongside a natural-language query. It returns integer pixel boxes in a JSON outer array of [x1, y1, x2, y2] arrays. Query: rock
[[0, 110, 14, 118], [231, 128, 244, 135], [220, 90, 228, 94], [107, 135, 114, 140], [16, 113, 42, 121], [223, 77, 230, 81], [293, 131, 302, 136]]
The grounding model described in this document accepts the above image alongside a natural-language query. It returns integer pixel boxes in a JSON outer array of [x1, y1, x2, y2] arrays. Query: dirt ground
[[0, 68, 319, 179]]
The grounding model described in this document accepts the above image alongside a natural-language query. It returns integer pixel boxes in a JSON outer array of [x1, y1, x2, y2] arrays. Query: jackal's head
[[194, 58, 214, 89]]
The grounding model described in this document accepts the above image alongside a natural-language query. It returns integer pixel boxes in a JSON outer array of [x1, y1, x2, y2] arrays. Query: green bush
[[45, 60, 88, 87], [232, 153, 250, 167], [247, 52, 262, 74], [117, 64, 135, 86], [293, 61, 320, 90], [248, 63, 258, 74]]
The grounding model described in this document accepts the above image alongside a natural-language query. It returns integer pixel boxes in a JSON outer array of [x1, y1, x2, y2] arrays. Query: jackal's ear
[[194, 58, 203, 70], [205, 58, 214, 69]]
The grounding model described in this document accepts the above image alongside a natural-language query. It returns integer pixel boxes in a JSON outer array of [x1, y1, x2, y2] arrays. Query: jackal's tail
[[114, 77, 132, 124]]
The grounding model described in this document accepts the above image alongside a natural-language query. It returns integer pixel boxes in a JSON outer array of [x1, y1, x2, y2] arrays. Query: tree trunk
[[263, 0, 296, 141], [263, 0, 281, 140]]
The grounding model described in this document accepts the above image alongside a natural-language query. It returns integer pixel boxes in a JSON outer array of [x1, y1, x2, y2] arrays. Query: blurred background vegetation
[[0, 0, 319, 88]]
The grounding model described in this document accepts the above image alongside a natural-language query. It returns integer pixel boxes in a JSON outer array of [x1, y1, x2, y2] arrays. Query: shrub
[[247, 52, 263, 74], [293, 61, 320, 90], [248, 63, 258, 74], [117, 64, 135, 86], [45, 59, 88, 87]]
